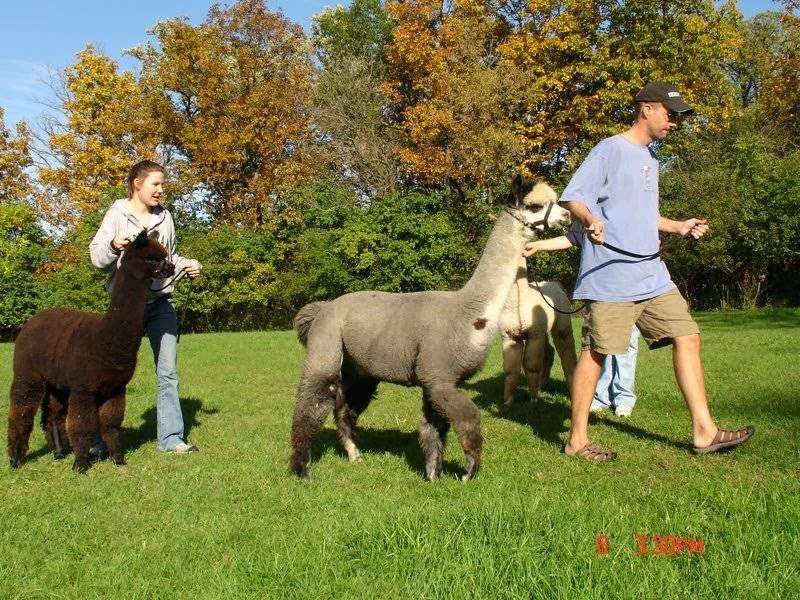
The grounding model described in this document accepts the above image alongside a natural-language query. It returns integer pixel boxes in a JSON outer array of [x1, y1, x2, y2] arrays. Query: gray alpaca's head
[[508, 174, 570, 237]]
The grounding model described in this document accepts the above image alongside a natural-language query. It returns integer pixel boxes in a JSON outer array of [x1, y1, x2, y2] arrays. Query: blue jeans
[[146, 296, 186, 451], [592, 326, 639, 411]]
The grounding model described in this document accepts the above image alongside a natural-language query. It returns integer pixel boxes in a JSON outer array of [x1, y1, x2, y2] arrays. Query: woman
[[89, 160, 202, 454]]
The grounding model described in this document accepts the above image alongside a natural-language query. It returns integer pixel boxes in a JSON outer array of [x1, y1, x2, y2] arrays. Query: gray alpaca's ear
[[132, 229, 149, 247]]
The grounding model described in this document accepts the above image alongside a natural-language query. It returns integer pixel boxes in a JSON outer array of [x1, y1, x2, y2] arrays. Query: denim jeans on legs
[[146, 296, 185, 451], [592, 326, 640, 411]]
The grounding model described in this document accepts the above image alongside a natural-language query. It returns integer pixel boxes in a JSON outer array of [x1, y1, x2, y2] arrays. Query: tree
[[129, 0, 315, 227], [312, 0, 394, 69], [382, 0, 741, 190], [37, 47, 157, 229], [0, 202, 49, 339], [0, 107, 33, 202], [311, 0, 400, 199], [758, 8, 800, 143]]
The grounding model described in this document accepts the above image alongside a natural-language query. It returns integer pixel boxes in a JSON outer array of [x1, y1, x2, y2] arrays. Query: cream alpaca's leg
[[551, 318, 578, 390], [501, 337, 523, 405], [523, 335, 547, 401]]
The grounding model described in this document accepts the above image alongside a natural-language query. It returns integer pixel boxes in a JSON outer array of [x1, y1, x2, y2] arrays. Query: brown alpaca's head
[[122, 230, 175, 280]]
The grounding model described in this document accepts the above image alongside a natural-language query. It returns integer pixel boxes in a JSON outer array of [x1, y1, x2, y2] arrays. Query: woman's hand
[[185, 259, 203, 279], [111, 235, 132, 252], [522, 241, 543, 257]]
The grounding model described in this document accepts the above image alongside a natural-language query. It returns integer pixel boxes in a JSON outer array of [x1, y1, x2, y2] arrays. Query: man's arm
[[658, 216, 709, 239], [561, 200, 605, 244]]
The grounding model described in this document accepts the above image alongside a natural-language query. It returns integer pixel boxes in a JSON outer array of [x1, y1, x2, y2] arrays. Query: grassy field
[[0, 309, 798, 599]]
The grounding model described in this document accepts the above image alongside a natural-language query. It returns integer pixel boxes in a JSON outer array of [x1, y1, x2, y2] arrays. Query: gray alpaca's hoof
[[461, 456, 479, 482], [53, 451, 66, 461]]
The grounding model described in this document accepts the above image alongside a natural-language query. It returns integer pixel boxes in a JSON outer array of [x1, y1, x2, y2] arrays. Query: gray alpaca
[[289, 176, 570, 481]]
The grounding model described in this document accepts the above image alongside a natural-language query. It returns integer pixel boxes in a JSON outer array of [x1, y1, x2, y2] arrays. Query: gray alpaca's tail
[[293, 302, 328, 346]]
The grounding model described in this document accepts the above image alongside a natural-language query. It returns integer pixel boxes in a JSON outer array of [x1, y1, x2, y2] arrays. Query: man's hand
[[584, 219, 605, 245], [679, 218, 709, 240], [185, 259, 203, 279]]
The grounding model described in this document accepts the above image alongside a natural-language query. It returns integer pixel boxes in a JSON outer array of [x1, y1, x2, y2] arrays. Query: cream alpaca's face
[[510, 177, 570, 236]]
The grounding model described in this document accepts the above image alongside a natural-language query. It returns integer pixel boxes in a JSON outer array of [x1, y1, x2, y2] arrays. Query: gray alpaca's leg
[[552, 318, 577, 390], [419, 392, 450, 481], [98, 390, 126, 466], [334, 375, 377, 463], [7, 378, 45, 468], [523, 335, 547, 401], [66, 391, 98, 473], [426, 383, 482, 481], [289, 323, 344, 479], [501, 337, 523, 405]]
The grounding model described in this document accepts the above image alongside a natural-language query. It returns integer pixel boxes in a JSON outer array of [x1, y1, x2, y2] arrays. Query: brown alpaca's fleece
[[7, 231, 174, 473]]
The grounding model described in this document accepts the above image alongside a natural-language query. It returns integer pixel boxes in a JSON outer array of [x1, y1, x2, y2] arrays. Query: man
[[559, 81, 754, 460]]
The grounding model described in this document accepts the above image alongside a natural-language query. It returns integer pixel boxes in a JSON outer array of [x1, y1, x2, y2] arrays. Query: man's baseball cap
[[634, 82, 694, 115]]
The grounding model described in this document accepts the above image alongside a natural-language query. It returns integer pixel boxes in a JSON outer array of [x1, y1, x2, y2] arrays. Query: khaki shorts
[[581, 288, 700, 355]]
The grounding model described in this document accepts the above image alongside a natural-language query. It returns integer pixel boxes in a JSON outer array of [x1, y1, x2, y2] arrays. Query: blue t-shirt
[[561, 134, 676, 302]]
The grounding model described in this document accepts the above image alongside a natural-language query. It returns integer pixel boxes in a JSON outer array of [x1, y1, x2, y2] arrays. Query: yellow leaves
[[38, 46, 158, 228], [0, 108, 32, 202]]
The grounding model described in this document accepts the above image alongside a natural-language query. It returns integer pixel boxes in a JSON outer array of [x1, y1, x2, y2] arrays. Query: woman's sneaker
[[614, 405, 634, 417], [166, 442, 198, 454]]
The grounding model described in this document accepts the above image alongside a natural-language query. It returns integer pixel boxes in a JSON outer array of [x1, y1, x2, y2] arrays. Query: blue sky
[[0, 0, 784, 130]]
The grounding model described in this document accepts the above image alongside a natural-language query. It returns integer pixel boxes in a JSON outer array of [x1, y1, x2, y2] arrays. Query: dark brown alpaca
[[7, 230, 174, 472]]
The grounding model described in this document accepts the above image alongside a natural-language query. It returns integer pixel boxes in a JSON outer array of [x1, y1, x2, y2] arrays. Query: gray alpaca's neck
[[99, 269, 150, 361], [460, 211, 526, 320]]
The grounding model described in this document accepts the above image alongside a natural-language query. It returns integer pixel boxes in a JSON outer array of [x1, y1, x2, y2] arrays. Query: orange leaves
[[135, 0, 315, 227], [383, 0, 743, 187]]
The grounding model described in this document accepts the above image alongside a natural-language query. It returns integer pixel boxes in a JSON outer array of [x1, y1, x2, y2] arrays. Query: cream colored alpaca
[[499, 257, 577, 404]]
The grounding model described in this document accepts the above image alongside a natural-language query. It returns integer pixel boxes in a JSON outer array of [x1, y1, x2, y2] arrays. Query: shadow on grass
[[464, 373, 691, 452], [123, 396, 218, 451], [310, 427, 463, 480], [24, 396, 218, 464]]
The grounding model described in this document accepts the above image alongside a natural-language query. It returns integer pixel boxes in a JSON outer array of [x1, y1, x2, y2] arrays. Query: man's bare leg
[[565, 348, 605, 454], [672, 334, 717, 447]]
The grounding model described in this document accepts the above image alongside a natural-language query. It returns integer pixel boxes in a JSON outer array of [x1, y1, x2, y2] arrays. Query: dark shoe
[[693, 426, 754, 454]]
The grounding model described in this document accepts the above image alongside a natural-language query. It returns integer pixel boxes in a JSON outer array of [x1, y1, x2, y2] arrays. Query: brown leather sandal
[[693, 426, 755, 454], [566, 442, 617, 461]]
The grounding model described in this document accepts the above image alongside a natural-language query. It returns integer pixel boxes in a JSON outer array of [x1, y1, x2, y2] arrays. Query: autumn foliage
[[1, 0, 799, 336]]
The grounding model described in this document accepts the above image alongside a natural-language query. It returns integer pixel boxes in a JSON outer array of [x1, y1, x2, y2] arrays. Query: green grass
[[0, 309, 798, 599]]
